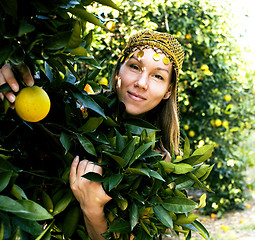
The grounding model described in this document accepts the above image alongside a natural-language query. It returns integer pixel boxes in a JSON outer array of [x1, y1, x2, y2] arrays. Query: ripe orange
[[215, 119, 222, 127], [15, 86, 51, 122], [224, 94, 231, 101], [184, 124, 189, 130], [188, 130, 195, 138]]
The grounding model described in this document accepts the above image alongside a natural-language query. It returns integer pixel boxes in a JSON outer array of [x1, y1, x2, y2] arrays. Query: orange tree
[[0, 0, 216, 239], [90, 0, 255, 215]]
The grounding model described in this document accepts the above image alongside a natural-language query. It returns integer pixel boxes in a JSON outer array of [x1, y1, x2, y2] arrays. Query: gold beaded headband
[[121, 29, 185, 77]]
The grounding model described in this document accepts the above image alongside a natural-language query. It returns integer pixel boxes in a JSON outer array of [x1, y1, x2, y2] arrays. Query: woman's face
[[116, 48, 173, 116]]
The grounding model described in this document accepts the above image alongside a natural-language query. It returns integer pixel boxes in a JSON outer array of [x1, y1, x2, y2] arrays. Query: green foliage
[[90, 0, 255, 215], [0, 0, 216, 239]]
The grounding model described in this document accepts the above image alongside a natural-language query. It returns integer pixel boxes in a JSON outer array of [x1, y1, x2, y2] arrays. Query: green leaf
[[128, 192, 145, 204], [79, 116, 104, 133], [45, 31, 70, 50], [159, 161, 174, 174], [108, 174, 123, 191], [182, 220, 209, 240], [162, 197, 197, 213], [53, 190, 73, 216], [193, 164, 210, 178], [187, 172, 214, 192], [82, 172, 103, 182], [197, 193, 207, 209], [182, 136, 190, 159], [189, 145, 214, 165], [12, 216, 43, 235], [108, 221, 131, 233], [130, 202, 139, 230], [200, 164, 215, 181], [121, 138, 136, 166], [0, 196, 53, 220], [74, 93, 106, 118], [95, 0, 121, 11], [125, 168, 150, 177], [175, 212, 198, 225], [0, 170, 13, 192], [146, 169, 165, 182], [68, 6, 106, 29], [175, 176, 195, 190], [103, 152, 125, 167], [77, 134, 97, 156], [124, 118, 159, 135], [129, 142, 155, 166], [18, 19, 35, 37], [0, 0, 17, 18], [0, 42, 12, 65], [87, 130, 109, 144], [60, 132, 71, 154], [173, 163, 193, 174], [115, 129, 126, 152], [0, 83, 11, 92], [35, 220, 55, 240], [153, 205, 173, 229]]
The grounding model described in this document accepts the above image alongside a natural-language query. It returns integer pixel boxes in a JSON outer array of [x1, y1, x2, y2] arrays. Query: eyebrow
[[130, 55, 170, 74]]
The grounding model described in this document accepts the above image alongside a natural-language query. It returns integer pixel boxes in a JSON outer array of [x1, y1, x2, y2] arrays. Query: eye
[[129, 64, 140, 71], [154, 74, 164, 80]]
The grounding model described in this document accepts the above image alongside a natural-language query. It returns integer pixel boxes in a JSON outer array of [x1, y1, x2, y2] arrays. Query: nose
[[135, 72, 148, 90]]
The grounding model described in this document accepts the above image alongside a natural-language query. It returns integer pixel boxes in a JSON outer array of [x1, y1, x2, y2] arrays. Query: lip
[[127, 91, 146, 101]]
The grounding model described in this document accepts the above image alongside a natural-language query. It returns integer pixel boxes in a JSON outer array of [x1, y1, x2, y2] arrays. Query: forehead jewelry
[[121, 29, 184, 76]]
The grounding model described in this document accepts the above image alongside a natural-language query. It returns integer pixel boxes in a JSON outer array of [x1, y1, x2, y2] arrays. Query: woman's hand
[[69, 156, 111, 240], [0, 63, 34, 106]]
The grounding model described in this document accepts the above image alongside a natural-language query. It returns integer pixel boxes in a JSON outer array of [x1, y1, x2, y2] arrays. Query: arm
[[0, 63, 34, 107], [69, 156, 111, 240]]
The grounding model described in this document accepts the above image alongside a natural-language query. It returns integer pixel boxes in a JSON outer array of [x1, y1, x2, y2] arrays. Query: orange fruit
[[215, 119, 222, 127], [84, 83, 94, 94], [224, 94, 231, 101], [106, 21, 116, 31], [15, 86, 51, 122], [188, 130, 195, 138], [184, 124, 189, 130]]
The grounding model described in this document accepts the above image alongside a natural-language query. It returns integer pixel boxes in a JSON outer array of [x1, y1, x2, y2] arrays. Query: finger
[[0, 69, 16, 103], [77, 159, 89, 177], [69, 156, 79, 185], [93, 165, 103, 176], [83, 161, 96, 175], [16, 63, 34, 87], [1, 64, 19, 92]]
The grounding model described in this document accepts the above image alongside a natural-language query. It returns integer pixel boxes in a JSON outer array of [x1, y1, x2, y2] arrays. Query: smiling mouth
[[127, 91, 146, 101]]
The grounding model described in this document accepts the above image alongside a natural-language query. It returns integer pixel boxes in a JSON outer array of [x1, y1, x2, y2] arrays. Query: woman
[[0, 29, 184, 239]]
